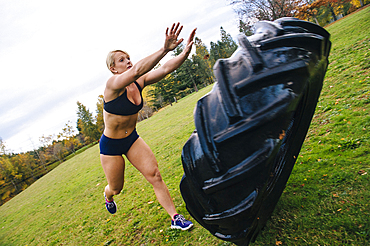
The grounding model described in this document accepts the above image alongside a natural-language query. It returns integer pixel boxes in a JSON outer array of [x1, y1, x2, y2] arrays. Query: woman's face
[[112, 52, 133, 74]]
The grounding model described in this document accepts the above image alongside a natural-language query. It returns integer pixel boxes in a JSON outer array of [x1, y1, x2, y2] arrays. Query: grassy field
[[1, 7, 369, 246]]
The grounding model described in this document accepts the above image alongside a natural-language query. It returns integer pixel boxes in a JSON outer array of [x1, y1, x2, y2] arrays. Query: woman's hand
[[164, 23, 184, 52], [182, 28, 197, 57], [142, 25, 197, 87]]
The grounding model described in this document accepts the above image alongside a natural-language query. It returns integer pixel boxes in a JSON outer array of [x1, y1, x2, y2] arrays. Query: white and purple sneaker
[[171, 214, 193, 230], [104, 192, 117, 214]]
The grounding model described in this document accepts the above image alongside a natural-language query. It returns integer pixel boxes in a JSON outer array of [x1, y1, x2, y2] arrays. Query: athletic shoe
[[171, 214, 193, 230], [104, 192, 117, 214]]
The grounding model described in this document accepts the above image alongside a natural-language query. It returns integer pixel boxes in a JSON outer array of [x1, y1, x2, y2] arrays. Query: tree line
[[1, 0, 367, 206], [0, 122, 87, 205]]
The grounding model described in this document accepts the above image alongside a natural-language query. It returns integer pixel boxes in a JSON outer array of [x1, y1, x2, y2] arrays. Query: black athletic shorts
[[99, 129, 139, 155]]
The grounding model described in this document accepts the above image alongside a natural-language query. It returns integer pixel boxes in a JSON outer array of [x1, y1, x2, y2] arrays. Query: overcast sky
[[0, 0, 241, 154]]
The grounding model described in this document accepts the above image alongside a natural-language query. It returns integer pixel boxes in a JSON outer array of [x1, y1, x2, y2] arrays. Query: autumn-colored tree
[[296, 0, 353, 25], [0, 139, 20, 193], [29, 138, 47, 171], [1, 123, 86, 204], [39, 134, 55, 163], [138, 101, 154, 121], [147, 74, 168, 108], [296, 0, 327, 24], [192, 37, 214, 86], [150, 73, 170, 107], [58, 121, 80, 153], [76, 101, 100, 143], [52, 142, 66, 163], [0, 156, 19, 202], [17, 152, 37, 181], [34, 148, 47, 170], [39, 134, 54, 148], [137, 84, 155, 121], [95, 95, 104, 135], [358, 0, 369, 6]]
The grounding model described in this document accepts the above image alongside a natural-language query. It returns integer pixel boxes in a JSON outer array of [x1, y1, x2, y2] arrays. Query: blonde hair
[[106, 50, 130, 74]]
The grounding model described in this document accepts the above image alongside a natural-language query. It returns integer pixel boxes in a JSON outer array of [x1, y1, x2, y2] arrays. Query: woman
[[100, 22, 196, 230]]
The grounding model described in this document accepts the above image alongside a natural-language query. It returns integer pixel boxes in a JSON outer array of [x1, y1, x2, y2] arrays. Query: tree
[[171, 45, 199, 93], [39, 134, 59, 163], [0, 138, 9, 155], [229, 0, 303, 22], [179, 58, 199, 93], [148, 45, 199, 107], [138, 101, 154, 121], [149, 72, 178, 107], [295, 0, 326, 24], [52, 142, 66, 163], [39, 134, 54, 148], [76, 101, 100, 143], [0, 157, 19, 194], [192, 37, 214, 86], [0, 139, 20, 192], [58, 121, 79, 153], [295, 0, 353, 25], [29, 137, 47, 171], [148, 28, 238, 109], [95, 95, 104, 135], [148, 77, 167, 108], [209, 27, 238, 67], [17, 152, 37, 181], [238, 19, 253, 36], [350, 0, 369, 8], [34, 148, 48, 171], [220, 27, 238, 56]]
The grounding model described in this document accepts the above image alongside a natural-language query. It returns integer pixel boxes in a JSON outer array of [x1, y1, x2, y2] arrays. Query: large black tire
[[180, 18, 331, 245]]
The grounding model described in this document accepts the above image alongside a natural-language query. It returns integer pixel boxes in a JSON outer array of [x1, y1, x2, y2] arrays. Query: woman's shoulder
[[136, 76, 146, 89], [104, 78, 126, 102], [106, 74, 120, 89]]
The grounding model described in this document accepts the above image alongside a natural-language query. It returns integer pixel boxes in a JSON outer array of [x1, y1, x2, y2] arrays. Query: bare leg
[[126, 137, 177, 219], [100, 154, 125, 201]]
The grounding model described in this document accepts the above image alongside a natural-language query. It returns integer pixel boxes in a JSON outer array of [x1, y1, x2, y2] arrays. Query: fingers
[[170, 23, 176, 33], [168, 22, 183, 36], [176, 25, 183, 36], [164, 23, 196, 52], [190, 28, 197, 36], [188, 28, 197, 43], [176, 38, 184, 46]]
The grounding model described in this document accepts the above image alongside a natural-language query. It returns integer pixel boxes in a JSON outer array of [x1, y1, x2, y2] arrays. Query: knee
[[147, 168, 163, 185]]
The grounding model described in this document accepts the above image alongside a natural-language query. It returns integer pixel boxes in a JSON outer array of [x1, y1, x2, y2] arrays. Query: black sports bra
[[104, 81, 143, 116]]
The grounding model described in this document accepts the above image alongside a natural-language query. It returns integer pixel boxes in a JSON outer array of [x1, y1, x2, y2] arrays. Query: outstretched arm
[[108, 23, 185, 91], [142, 27, 197, 87]]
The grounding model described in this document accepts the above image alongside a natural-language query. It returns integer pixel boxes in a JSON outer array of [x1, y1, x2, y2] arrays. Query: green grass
[[1, 7, 369, 245]]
